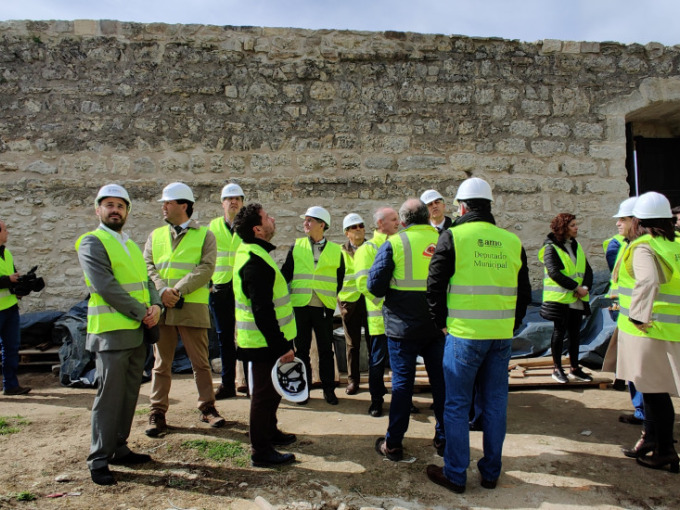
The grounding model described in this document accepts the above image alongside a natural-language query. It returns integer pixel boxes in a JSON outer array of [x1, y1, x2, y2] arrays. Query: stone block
[[382, 136, 410, 154], [541, 39, 562, 54], [562, 41, 581, 54], [26, 160, 57, 175], [573, 122, 603, 139], [73, 20, 98, 36], [580, 42, 600, 53], [562, 159, 597, 176], [521, 100, 550, 117], [540, 123, 570, 138], [589, 142, 626, 160], [396, 155, 447, 171], [510, 121, 538, 138], [310, 82, 336, 100], [496, 138, 527, 154], [494, 177, 540, 193], [365, 156, 396, 170], [531, 140, 566, 157]]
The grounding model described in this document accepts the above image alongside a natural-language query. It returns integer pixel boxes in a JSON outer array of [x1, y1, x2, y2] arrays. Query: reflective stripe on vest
[[446, 222, 522, 339], [75, 229, 150, 334], [151, 226, 210, 304], [388, 224, 438, 292], [355, 231, 389, 335], [616, 234, 680, 342], [290, 238, 342, 309], [233, 242, 297, 348], [0, 248, 18, 311], [338, 248, 361, 302], [208, 217, 240, 285], [538, 241, 589, 305]]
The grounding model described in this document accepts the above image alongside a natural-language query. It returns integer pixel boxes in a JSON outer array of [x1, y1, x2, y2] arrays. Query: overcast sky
[[3, 0, 679, 46]]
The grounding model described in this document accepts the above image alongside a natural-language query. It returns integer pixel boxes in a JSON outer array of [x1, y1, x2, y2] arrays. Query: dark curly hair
[[234, 202, 264, 243], [550, 213, 576, 242]]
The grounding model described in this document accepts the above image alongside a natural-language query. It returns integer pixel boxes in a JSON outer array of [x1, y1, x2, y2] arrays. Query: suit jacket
[[144, 219, 216, 329], [77, 228, 161, 352]]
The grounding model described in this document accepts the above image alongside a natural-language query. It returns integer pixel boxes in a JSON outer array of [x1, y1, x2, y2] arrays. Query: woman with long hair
[[538, 213, 594, 383], [615, 192, 680, 473]]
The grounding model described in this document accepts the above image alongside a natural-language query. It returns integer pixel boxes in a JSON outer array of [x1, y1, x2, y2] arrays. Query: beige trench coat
[[613, 243, 680, 395]]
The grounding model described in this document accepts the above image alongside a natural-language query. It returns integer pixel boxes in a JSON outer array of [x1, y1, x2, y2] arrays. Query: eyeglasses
[[347, 223, 365, 230]]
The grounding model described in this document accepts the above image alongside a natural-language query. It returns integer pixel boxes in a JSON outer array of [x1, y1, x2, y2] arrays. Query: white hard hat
[[300, 206, 331, 227], [158, 182, 195, 203], [613, 197, 638, 218], [343, 213, 364, 231], [420, 189, 444, 205], [221, 182, 244, 200], [95, 184, 130, 208], [271, 357, 309, 403], [455, 177, 494, 202], [632, 191, 672, 219]]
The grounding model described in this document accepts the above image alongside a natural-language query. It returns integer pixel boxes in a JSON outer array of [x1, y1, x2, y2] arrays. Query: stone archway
[[599, 77, 680, 204]]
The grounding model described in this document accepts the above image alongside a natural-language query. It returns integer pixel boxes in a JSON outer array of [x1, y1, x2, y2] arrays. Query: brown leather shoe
[[426, 464, 465, 493], [200, 406, 226, 428], [345, 382, 358, 395], [145, 411, 167, 438]]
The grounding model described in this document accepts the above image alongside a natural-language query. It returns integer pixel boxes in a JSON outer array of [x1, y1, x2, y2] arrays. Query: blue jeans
[[369, 334, 388, 402], [0, 305, 21, 391], [443, 335, 512, 486], [629, 381, 645, 420], [385, 336, 445, 448]]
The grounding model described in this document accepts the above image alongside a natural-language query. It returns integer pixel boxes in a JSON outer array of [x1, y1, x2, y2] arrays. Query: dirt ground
[[0, 369, 679, 510]]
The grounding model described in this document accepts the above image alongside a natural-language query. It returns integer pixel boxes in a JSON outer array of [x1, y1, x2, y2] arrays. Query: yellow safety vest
[[446, 222, 522, 339], [151, 226, 210, 304], [617, 234, 680, 342], [0, 247, 18, 311], [605, 237, 628, 298], [75, 229, 150, 334], [388, 224, 438, 292], [338, 247, 361, 303], [233, 242, 297, 348], [538, 241, 589, 305], [355, 231, 388, 336], [290, 238, 342, 309], [208, 217, 241, 285]]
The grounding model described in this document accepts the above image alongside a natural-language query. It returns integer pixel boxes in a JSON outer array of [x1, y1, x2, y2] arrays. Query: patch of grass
[[181, 439, 248, 464], [15, 491, 37, 501], [134, 407, 150, 416], [0, 415, 29, 435]]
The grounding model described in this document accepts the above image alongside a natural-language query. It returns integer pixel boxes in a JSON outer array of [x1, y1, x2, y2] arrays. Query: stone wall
[[1, 20, 679, 311]]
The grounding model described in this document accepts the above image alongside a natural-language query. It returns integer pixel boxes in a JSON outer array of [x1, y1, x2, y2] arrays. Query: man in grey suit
[[76, 184, 162, 486]]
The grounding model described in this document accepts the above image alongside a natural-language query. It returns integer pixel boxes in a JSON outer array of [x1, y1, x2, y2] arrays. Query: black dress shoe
[[109, 452, 152, 465], [636, 451, 679, 473], [368, 401, 383, 417], [2, 385, 31, 396], [622, 432, 655, 458], [426, 464, 464, 494], [619, 413, 644, 425], [251, 450, 296, 467], [272, 431, 297, 446], [345, 382, 358, 395], [323, 389, 339, 405], [90, 466, 116, 486], [215, 384, 237, 400], [410, 404, 420, 414], [481, 478, 498, 489]]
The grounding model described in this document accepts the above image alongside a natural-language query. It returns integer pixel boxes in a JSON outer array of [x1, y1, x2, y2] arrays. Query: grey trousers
[[87, 342, 146, 470]]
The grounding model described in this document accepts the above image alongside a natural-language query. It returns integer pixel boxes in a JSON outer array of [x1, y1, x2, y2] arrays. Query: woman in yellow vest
[[538, 213, 593, 384], [615, 192, 680, 473]]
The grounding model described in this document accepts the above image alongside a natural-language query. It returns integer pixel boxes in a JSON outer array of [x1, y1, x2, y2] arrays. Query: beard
[[102, 215, 126, 232]]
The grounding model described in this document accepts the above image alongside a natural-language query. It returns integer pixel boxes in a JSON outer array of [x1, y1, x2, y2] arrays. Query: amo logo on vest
[[423, 243, 436, 258], [477, 238, 502, 248]]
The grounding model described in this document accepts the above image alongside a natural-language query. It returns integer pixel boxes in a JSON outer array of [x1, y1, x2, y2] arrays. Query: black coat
[[539, 233, 593, 321]]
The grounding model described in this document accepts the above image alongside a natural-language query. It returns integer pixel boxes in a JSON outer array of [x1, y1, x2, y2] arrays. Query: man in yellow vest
[[354, 206, 400, 417], [144, 182, 224, 437], [426, 177, 531, 493], [281, 206, 344, 405], [208, 182, 244, 400], [338, 213, 368, 395], [76, 184, 162, 485], [368, 198, 446, 461], [232, 202, 297, 467], [0, 220, 31, 396]]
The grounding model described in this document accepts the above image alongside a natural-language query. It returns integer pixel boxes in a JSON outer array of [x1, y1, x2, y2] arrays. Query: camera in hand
[[11, 266, 46, 297], [174, 295, 185, 309]]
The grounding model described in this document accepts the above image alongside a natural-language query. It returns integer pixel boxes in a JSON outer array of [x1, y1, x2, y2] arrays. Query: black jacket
[[539, 233, 593, 321], [427, 211, 532, 333], [235, 238, 294, 362]]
